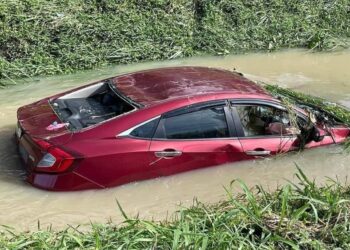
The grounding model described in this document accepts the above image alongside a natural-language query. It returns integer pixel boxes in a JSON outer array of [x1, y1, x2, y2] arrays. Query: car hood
[[17, 99, 70, 139]]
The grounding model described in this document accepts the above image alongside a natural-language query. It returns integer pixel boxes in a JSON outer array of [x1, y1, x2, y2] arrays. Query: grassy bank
[[1, 168, 350, 249], [1, 0, 350, 86]]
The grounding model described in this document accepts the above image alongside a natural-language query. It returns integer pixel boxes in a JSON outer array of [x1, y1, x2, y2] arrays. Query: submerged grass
[[1, 168, 350, 249], [1, 0, 350, 86]]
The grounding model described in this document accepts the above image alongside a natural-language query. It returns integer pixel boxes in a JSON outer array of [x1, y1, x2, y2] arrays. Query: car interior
[[51, 81, 135, 130], [235, 105, 294, 136]]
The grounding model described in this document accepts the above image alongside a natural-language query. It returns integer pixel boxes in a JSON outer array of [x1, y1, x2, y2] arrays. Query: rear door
[[230, 100, 299, 159], [148, 101, 244, 177]]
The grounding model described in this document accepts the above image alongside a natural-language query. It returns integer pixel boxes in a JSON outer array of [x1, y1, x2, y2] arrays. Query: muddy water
[[0, 49, 349, 231]]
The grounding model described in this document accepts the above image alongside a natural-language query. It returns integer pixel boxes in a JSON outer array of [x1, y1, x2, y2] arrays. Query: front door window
[[232, 103, 300, 157], [235, 105, 299, 137]]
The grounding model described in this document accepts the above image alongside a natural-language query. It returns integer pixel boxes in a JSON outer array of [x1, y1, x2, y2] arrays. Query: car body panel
[[18, 134, 43, 171], [70, 137, 155, 188], [17, 99, 70, 139], [112, 67, 273, 106], [148, 139, 243, 177], [238, 137, 298, 160], [28, 171, 101, 191], [305, 126, 350, 148]]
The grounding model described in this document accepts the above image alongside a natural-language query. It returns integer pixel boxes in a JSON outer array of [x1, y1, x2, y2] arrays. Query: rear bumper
[[16, 133, 101, 191], [26, 171, 102, 191]]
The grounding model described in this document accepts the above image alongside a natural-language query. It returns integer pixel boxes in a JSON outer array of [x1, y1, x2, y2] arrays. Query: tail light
[[34, 139, 75, 173], [37, 153, 56, 168]]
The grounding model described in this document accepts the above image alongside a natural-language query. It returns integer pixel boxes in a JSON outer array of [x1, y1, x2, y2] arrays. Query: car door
[[148, 101, 244, 177], [230, 100, 300, 160]]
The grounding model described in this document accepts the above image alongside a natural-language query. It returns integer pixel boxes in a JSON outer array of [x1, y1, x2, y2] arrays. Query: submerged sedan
[[16, 67, 350, 191]]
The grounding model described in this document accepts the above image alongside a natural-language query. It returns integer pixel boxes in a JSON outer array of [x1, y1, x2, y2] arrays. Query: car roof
[[110, 66, 273, 106]]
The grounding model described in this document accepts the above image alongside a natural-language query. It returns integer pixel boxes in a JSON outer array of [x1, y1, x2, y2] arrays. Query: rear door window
[[154, 106, 229, 139]]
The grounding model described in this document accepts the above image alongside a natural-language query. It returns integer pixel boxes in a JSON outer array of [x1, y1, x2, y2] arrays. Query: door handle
[[155, 150, 182, 158], [245, 150, 271, 156]]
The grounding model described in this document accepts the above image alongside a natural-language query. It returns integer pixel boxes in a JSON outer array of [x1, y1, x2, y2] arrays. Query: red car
[[16, 67, 350, 191]]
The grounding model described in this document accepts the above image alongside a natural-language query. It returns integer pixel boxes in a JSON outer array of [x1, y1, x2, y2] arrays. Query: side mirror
[[311, 127, 325, 142]]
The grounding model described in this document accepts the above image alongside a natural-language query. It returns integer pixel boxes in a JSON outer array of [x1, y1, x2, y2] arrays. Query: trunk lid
[[17, 99, 70, 139]]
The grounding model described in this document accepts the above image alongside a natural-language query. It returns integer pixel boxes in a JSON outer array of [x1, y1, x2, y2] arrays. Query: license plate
[[19, 144, 29, 164]]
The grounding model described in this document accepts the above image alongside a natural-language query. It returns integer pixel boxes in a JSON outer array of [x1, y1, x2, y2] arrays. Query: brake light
[[34, 139, 75, 173]]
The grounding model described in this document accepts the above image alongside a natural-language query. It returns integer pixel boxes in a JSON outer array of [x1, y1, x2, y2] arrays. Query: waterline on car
[[0, 49, 349, 230]]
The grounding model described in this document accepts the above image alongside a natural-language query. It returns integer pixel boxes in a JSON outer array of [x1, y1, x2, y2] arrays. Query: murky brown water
[[0, 49, 349, 231]]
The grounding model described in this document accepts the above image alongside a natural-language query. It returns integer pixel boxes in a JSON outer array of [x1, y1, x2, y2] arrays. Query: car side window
[[130, 118, 160, 138], [154, 106, 229, 139], [234, 105, 297, 137]]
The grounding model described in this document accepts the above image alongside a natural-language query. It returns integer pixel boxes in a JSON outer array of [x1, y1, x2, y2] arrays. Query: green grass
[[1, 0, 350, 86], [1, 168, 350, 249], [264, 84, 350, 126], [264, 84, 350, 149]]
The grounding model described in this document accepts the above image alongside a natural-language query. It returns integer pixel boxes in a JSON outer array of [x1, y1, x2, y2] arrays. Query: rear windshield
[[51, 81, 135, 131]]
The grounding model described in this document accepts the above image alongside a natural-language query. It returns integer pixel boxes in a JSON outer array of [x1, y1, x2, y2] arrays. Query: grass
[[264, 84, 350, 126], [1, 168, 350, 249], [1, 0, 350, 86], [264, 84, 350, 149]]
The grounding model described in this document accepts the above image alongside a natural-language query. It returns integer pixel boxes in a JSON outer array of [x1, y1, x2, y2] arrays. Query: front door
[[231, 103, 299, 160]]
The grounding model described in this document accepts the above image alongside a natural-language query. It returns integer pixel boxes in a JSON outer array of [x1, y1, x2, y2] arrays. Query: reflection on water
[[0, 49, 349, 230]]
